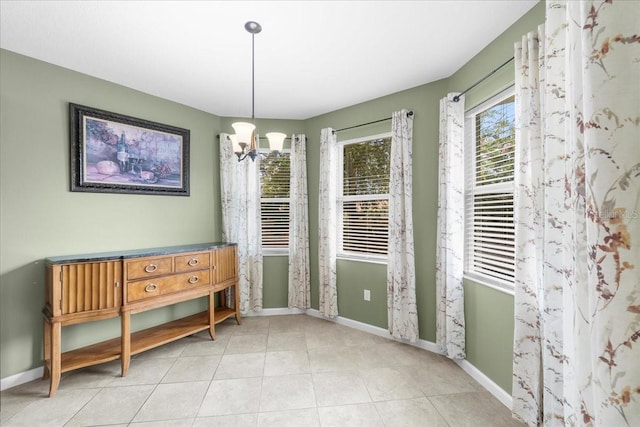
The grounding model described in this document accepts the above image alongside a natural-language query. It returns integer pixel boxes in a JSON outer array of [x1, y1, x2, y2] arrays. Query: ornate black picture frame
[[70, 103, 190, 196]]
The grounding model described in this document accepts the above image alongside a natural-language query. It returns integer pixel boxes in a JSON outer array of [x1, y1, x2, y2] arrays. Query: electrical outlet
[[364, 289, 371, 301]]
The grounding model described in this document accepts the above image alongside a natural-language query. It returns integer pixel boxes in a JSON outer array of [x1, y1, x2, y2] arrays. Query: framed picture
[[70, 103, 190, 196]]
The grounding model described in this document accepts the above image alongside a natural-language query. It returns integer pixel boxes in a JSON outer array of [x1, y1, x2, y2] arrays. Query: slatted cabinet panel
[[60, 261, 122, 315], [214, 245, 237, 284], [46, 260, 122, 318], [211, 245, 239, 327]]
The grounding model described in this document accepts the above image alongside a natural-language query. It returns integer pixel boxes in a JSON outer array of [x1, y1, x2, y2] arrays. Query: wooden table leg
[[121, 311, 131, 376], [42, 316, 51, 381], [208, 291, 216, 340], [234, 280, 241, 325], [48, 321, 61, 397]]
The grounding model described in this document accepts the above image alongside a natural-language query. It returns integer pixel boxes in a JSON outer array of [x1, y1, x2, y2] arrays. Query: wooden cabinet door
[[213, 246, 237, 284], [50, 261, 122, 317]]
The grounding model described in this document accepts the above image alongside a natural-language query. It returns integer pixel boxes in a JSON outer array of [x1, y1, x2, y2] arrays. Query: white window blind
[[338, 134, 391, 259], [465, 90, 516, 289], [259, 151, 290, 250]]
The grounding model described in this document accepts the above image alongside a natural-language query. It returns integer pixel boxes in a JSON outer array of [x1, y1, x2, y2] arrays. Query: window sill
[[263, 248, 288, 257], [337, 253, 387, 265], [463, 272, 514, 296]]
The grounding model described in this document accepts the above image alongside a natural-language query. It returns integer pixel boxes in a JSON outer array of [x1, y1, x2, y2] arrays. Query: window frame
[[259, 148, 291, 256], [336, 132, 392, 264], [463, 86, 516, 294]]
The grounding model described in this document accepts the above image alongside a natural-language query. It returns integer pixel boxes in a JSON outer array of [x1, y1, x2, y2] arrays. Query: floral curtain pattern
[[512, 24, 546, 426], [435, 93, 466, 359], [387, 110, 418, 342], [219, 132, 263, 313], [288, 134, 310, 309], [512, 1, 640, 425], [318, 128, 338, 317]]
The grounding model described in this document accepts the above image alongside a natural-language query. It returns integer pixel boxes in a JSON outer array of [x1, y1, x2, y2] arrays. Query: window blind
[[465, 93, 516, 286], [260, 152, 290, 249], [339, 136, 391, 257]]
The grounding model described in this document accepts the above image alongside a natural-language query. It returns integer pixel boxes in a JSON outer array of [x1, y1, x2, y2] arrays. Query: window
[[464, 88, 516, 291], [259, 150, 290, 253], [338, 133, 391, 261]]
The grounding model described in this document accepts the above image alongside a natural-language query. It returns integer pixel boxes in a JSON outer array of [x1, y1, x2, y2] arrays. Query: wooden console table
[[42, 242, 239, 397]]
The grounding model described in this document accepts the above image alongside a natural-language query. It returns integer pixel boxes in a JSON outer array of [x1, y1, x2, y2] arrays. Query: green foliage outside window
[[475, 95, 515, 185], [343, 137, 391, 196], [341, 137, 391, 256], [260, 152, 290, 198]]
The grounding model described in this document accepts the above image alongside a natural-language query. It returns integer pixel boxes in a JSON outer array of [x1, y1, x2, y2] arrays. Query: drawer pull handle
[[145, 283, 158, 293], [212, 265, 217, 270], [144, 264, 158, 273], [188, 258, 199, 266], [188, 276, 199, 284]]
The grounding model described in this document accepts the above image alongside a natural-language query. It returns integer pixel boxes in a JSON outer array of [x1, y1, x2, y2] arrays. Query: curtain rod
[[215, 134, 295, 140], [453, 56, 514, 102], [334, 110, 414, 133]]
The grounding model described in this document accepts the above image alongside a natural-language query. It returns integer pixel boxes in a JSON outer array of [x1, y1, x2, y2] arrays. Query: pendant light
[[231, 21, 286, 162]]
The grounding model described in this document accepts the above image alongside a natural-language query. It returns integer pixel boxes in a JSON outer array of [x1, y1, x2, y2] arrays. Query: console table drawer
[[127, 269, 211, 302], [126, 256, 173, 280], [175, 251, 211, 272]]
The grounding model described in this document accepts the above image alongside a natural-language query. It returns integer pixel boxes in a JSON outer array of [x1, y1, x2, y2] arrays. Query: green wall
[[218, 116, 306, 310], [448, 1, 545, 394], [0, 50, 301, 378], [304, 0, 544, 396], [0, 50, 219, 378], [1, 1, 544, 396], [305, 79, 449, 342]]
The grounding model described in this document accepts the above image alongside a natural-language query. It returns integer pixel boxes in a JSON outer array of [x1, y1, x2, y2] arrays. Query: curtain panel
[[288, 134, 310, 309], [512, 1, 640, 425], [435, 93, 466, 359], [387, 110, 418, 342], [318, 128, 338, 317], [219, 132, 263, 314]]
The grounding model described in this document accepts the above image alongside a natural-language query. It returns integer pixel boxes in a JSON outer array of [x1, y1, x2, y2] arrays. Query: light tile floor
[[1, 314, 524, 426]]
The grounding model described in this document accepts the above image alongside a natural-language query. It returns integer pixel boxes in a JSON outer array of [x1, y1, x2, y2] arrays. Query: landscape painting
[[70, 103, 190, 196]]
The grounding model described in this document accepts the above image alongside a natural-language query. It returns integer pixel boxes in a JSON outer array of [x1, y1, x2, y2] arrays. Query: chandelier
[[230, 21, 286, 162]]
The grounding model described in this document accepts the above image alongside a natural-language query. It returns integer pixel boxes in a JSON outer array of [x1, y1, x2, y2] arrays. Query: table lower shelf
[[59, 337, 120, 373], [58, 308, 237, 374], [214, 306, 237, 325]]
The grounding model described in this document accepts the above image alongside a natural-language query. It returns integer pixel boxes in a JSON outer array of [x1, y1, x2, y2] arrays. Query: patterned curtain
[[318, 128, 338, 317], [512, 1, 640, 425], [288, 134, 310, 309], [387, 110, 418, 342], [435, 94, 466, 359], [219, 132, 263, 314]]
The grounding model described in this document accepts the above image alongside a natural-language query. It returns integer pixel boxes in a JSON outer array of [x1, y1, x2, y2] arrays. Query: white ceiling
[[1, 0, 538, 120]]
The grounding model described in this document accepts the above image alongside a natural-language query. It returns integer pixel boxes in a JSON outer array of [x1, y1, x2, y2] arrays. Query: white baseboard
[[242, 307, 307, 316], [306, 309, 511, 410], [305, 308, 443, 354], [0, 366, 43, 391], [2, 308, 513, 411], [454, 358, 513, 409]]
